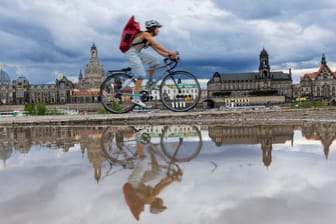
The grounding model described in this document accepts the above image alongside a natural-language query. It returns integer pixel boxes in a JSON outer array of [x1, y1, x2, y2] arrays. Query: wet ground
[[1, 122, 336, 223]]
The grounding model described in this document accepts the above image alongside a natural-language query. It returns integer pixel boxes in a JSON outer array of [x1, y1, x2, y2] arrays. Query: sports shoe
[[132, 98, 147, 107]]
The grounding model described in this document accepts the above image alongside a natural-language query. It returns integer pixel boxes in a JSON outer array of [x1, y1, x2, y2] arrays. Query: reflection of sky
[[1, 130, 336, 224]]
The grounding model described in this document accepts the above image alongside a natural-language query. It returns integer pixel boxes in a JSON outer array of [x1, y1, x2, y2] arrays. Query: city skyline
[[1, 0, 336, 84]]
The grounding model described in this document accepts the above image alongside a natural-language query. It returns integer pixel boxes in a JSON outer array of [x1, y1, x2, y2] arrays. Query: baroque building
[[207, 48, 293, 107], [0, 43, 104, 105], [300, 54, 336, 104], [73, 43, 105, 103]]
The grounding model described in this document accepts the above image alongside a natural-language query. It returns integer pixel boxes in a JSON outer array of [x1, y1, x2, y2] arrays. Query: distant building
[[300, 54, 336, 104], [0, 43, 104, 105], [0, 65, 14, 104], [207, 48, 293, 107], [73, 43, 105, 103]]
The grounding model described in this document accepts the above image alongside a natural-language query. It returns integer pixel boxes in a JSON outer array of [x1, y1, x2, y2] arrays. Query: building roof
[[300, 54, 336, 81], [0, 69, 11, 83], [16, 76, 29, 83], [214, 71, 291, 81]]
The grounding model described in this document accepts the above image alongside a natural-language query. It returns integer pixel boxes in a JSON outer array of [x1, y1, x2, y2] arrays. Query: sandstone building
[[300, 54, 336, 105], [207, 48, 293, 107]]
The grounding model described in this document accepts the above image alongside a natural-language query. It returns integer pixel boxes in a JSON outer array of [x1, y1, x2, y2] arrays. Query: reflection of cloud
[[210, 181, 336, 224]]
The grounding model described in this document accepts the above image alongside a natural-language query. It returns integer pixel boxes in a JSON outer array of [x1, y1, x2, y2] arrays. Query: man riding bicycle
[[124, 19, 179, 107]]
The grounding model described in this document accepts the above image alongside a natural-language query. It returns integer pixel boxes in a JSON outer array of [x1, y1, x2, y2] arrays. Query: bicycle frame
[[107, 58, 177, 92]]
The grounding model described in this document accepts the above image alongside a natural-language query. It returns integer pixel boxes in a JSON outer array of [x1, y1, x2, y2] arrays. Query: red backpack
[[119, 16, 141, 53]]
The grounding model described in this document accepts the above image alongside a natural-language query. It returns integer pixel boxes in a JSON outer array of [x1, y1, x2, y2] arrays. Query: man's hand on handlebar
[[168, 51, 179, 62]]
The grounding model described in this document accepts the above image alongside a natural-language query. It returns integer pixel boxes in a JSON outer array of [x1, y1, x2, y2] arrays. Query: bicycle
[[100, 56, 201, 113], [100, 125, 202, 166]]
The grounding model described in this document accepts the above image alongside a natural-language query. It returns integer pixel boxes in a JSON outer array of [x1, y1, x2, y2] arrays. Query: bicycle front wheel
[[100, 73, 136, 113], [160, 71, 201, 112], [160, 125, 203, 162]]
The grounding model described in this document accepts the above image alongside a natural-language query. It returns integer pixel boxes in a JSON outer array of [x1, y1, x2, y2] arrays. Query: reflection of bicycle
[[160, 125, 202, 162], [100, 57, 201, 113], [100, 125, 202, 167]]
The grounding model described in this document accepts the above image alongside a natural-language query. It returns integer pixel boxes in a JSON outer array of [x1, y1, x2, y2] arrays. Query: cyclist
[[124, 19, 179, 107]]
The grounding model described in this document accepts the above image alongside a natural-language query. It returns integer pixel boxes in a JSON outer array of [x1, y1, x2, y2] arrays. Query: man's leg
[[132, 78, 146, 107], [149, 65, 156, 81]]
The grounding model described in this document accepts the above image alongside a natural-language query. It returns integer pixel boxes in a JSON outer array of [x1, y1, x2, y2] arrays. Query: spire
[[259, 48, 270, 79], [90, 43, 98, 64], [260, 48, 268, 57], [79, 69, 83, 81], [321, 53, 327, 65], [91, 43, 97, 50]]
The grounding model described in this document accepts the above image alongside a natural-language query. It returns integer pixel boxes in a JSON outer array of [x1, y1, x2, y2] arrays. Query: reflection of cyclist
[[123, 145, 182, 221], [124, 19, 178, 107]]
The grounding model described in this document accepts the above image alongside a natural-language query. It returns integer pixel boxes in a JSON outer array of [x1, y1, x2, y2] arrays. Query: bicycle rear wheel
[[160, 71, 201, 112], [101, 127, 138, 163], [100, 73, 136, 113]]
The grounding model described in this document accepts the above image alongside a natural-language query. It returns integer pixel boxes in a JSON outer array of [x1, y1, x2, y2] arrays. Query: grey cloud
[[213, 0, 333, 20], [1, 0, 336, 84]]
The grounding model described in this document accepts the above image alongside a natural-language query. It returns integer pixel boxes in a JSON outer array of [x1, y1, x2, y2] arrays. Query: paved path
[[1, 108, 336, 126]]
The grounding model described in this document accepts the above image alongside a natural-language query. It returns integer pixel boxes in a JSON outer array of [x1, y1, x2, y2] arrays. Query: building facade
[[300, 54, 336, 104], [73, 43, 105, 103], [207, 48, 293, 107]]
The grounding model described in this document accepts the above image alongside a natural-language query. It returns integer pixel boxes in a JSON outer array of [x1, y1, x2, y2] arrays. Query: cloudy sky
[[1, 0, 336, 84]]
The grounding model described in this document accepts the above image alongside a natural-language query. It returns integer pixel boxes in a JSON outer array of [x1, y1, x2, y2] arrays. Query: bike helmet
[[145, 20, 162, 29]]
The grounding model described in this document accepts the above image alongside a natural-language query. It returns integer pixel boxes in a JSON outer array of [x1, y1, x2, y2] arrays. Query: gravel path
[[1, 108, 336, 126]]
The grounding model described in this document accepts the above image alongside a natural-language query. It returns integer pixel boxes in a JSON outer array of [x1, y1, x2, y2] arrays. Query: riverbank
[[1, 107, 336, 126]]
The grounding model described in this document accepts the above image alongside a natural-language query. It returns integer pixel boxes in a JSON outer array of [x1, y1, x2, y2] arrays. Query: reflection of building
[[301, 122, 336, 159], [79, 127, 106, 183], [300, 54, 336, 104], [207, 48, 292, 107], [0, 43, 104, 105], [0, 128, 13, 168], [0, 126, 110, 182], [136, 125, 200, 138], [208, 125, 294, 167]]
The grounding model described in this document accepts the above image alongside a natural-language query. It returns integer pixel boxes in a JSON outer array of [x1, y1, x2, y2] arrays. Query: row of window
[[302, 86, 336, 95], [210, 83, 289, 90]]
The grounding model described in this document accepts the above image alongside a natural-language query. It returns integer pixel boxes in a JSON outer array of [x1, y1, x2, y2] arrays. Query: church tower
[[259, 48, 271, 79], [83, 43, 105, 89]]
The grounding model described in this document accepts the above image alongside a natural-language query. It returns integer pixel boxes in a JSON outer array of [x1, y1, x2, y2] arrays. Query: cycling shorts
[[124, 48, 159, 79]]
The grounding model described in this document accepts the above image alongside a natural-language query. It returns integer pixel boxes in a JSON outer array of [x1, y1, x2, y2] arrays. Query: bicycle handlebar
[[163, 51, 180, 70]]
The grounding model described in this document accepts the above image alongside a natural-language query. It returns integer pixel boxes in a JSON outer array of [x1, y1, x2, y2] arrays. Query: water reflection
[[301, 123, 336, 159], [1, 123, 336, 223], [1, 122, 336, 170], [0, 124, 203, 221], [208, 125, 294, 167], [100, 125, 202, 220]]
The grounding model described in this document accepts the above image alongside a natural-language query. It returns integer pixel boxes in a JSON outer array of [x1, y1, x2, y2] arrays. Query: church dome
[[14, 76, 29, 87], [0, 69, 11, 83]]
